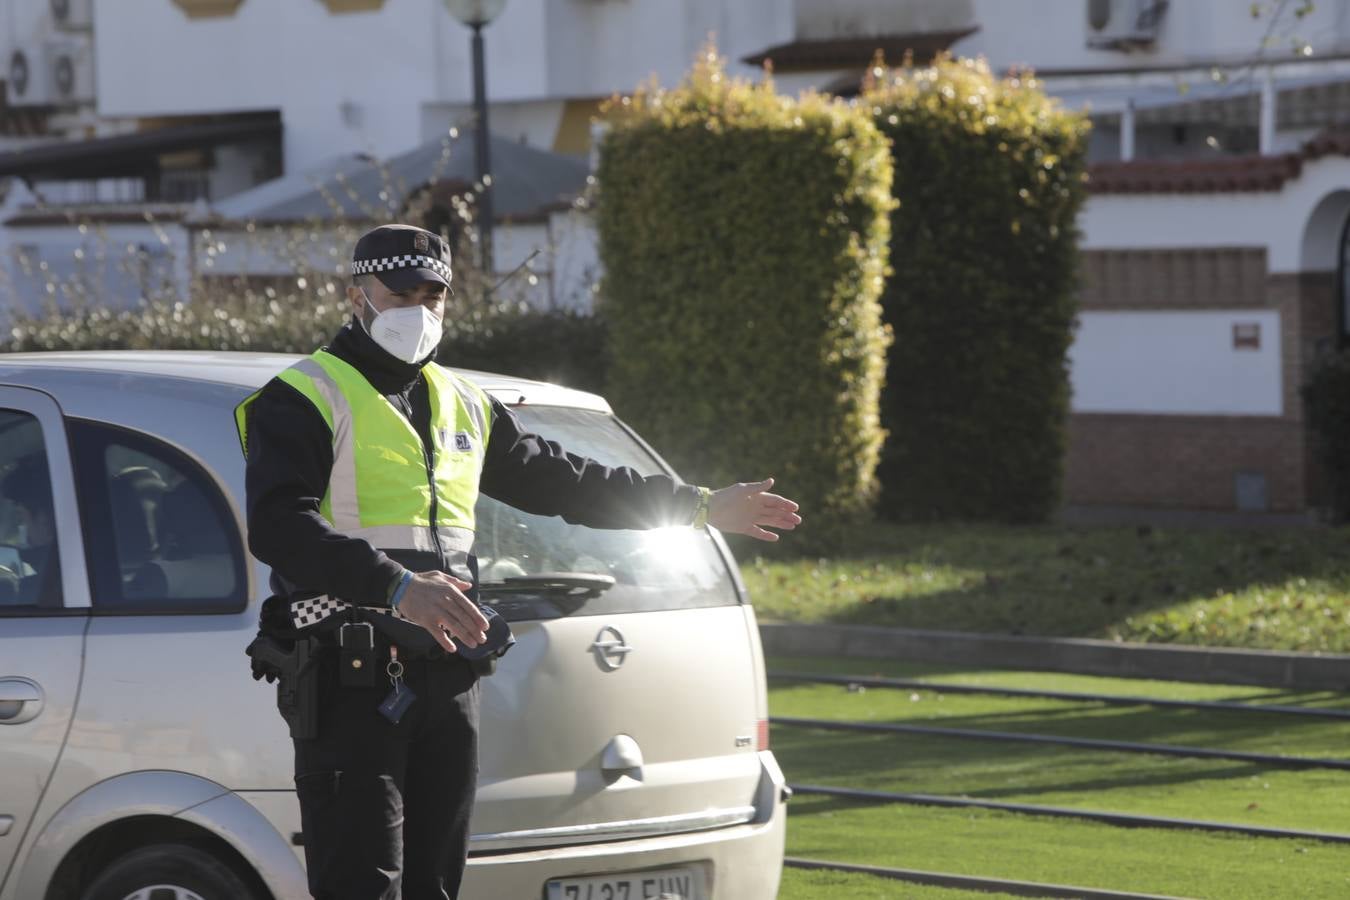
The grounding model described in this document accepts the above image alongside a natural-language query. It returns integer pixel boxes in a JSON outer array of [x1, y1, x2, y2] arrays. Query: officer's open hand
[[398, 571, 490, 654], [707, 477, 802, 542]]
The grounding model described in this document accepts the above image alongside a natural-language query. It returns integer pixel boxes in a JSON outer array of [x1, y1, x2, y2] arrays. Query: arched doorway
[[1339, 209, 1350, 349], [1296, 190, 1350, 512], [1298, 190, 1350, 355]]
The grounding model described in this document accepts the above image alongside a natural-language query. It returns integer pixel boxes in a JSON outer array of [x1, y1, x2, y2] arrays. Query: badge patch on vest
[[453, 431, 473, 452]]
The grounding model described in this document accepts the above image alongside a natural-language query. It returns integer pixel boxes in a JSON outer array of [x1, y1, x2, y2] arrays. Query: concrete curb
[[759, 623, 1350, 690]]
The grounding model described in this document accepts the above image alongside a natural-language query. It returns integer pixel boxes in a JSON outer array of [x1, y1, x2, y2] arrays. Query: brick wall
[[1066, 414, 1304, 511], [1282, 272, 1338, 507], [1065, 250, 1336, 512], [1080, 248, 1268, 310]]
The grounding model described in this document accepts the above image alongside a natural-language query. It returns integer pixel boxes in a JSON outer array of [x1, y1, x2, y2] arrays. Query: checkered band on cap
[[351, 254, 452, 280]]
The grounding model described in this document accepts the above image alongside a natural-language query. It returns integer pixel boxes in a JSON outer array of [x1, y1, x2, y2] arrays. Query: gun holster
[[246, 633, 321, 740]]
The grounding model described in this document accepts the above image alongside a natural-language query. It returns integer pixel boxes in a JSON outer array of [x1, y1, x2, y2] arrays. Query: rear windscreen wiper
[[477, 573, 616, 599]]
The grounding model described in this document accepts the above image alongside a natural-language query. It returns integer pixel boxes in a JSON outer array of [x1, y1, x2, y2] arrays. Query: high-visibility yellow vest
[[235, 350, 494, 555]]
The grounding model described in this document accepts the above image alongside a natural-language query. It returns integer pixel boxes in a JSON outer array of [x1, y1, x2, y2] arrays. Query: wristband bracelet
[[691, 487, 712, 530], [389, 570, 414, 610]]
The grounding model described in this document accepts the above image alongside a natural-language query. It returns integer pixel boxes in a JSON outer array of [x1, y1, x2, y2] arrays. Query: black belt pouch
[[338, 621, 378, 688]]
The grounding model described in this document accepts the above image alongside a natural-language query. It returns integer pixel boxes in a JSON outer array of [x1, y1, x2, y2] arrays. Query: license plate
[[546, 866, 701, 900]]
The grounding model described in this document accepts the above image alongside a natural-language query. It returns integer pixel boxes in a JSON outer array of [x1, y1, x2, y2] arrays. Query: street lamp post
[[442, 0, 506, 277]]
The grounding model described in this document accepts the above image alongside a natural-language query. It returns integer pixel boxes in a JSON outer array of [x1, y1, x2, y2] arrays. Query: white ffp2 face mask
[[360, 289, 443, 364]]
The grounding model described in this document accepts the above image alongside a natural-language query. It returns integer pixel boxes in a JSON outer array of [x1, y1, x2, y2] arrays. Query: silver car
[[0, 351, 787, 900]]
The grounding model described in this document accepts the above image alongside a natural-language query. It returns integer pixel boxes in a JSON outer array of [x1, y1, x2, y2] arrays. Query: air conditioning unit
[[45, 38, 95, 105], [8, 48, 55, 106], [50, 0, 95, 31], [1086, 0, 1167, 50]]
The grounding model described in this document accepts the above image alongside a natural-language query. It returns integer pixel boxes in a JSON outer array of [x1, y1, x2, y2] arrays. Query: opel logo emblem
[[590, 625, 633, 671]]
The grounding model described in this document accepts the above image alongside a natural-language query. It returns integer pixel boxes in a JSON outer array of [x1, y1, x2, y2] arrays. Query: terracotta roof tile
[[1088, 129, 1350, 194], [742, 28, 978, 73]]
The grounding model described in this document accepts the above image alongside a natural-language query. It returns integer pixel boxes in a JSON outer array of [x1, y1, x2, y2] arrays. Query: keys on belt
[[340, 622, 418, 724]]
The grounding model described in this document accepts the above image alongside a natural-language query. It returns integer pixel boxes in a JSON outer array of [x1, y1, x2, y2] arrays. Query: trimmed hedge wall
[[1303, 350, 1350, 521], [596, 49, 894, 534], [864, 56, 1089, 523]]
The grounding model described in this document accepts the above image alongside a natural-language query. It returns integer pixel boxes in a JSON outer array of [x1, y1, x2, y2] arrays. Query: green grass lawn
[[784, 795, 1350, 900], [767, 655, 1350, 712], [735, 522, 1350, 651], [777, 867, 1025, 899], [770, 657, 1350, 898], [770, 683, 1350, 760], [774, 726, 1350, 834]]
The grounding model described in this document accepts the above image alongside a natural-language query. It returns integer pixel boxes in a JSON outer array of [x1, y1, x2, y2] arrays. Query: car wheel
[[80, 843, 262, 900]]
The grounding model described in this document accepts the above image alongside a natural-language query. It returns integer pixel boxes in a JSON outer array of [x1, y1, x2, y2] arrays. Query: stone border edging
[[759, 622, 1350, 690]]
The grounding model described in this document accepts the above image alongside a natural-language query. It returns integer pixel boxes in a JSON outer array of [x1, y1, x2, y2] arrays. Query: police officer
[[237, 223, 801, 900]]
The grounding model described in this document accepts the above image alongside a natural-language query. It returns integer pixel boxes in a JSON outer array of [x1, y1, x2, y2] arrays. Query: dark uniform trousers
[[293, 649, 480, 900]]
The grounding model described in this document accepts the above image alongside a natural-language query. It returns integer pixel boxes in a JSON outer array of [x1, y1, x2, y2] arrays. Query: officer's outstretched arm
[[706, 477, 802, 542], [397, 572, 490, 653]]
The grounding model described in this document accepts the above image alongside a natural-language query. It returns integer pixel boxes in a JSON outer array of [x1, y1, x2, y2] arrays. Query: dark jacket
[[243, 318, 701, 606]]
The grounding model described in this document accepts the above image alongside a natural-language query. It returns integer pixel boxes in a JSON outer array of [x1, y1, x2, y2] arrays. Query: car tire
[[79, 843, 262, 900]]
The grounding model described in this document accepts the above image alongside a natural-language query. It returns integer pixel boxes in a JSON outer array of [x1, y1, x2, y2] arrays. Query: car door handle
[[0, 678, 44, 725]]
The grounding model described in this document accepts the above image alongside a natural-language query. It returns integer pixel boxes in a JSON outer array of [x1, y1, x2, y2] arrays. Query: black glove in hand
[[250, 655, 279, 684]]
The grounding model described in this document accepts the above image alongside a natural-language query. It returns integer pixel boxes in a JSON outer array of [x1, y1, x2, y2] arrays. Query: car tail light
[[756, 718, 770, 751]]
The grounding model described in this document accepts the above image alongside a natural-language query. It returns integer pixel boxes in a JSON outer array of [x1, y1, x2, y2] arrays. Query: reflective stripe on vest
[[235, 351, 494, 553]]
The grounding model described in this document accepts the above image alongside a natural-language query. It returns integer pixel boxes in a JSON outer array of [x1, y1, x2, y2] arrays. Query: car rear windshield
[[474, 405, 740, 621]]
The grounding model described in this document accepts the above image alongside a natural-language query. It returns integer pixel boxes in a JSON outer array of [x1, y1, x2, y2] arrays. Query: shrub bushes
[[864, 56, 1090, 523], [1303, 350, 1350, 521], [1, 172, 608, 391], [440, 310, 608, 395], [2, 277, 609, 392], [2, 287, 349, 355], [596, 49, 893, 534]]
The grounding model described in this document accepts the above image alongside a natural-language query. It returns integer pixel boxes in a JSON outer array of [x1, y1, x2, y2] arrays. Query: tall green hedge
[[1303, 350, 1350, 521], [865, 56, 1089, 522], [596, 49, 893, 533]]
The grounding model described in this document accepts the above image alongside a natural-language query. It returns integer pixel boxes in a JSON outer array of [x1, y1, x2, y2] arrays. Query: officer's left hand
[[399, 571, 490, 654], [707, 477, 802, 542]]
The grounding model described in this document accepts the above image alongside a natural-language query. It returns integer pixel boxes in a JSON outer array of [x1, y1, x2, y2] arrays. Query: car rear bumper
[[462, 752, 787, 899]]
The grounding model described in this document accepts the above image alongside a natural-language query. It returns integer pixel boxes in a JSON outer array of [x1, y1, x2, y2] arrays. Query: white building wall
[[546, 208, 600, 313], [1069, 310, 1284, 416], [955, 0, 1350, 72], [194, 224, 350, 279], [489, 220, 549, 308], [1081, 156, 1350, 273], [1080, 192, 1284, 254], [421, 99, 565, 152], [95, 0, 463, 172], [91, 0, 794, 172], [543, 0, 790, 99], [0, 220, 191, 318]]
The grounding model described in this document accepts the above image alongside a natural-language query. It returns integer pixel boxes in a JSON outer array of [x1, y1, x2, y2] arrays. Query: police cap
[[351, 224, 453, 292]]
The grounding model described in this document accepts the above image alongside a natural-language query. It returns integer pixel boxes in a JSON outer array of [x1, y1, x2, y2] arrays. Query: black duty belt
[[289, 593, 515, 663], [290, 595, 409, 630]]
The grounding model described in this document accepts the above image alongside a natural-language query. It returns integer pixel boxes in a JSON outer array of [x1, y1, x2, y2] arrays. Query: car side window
[[70, 420, 246, 613], [0, 410, 64, 609]]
